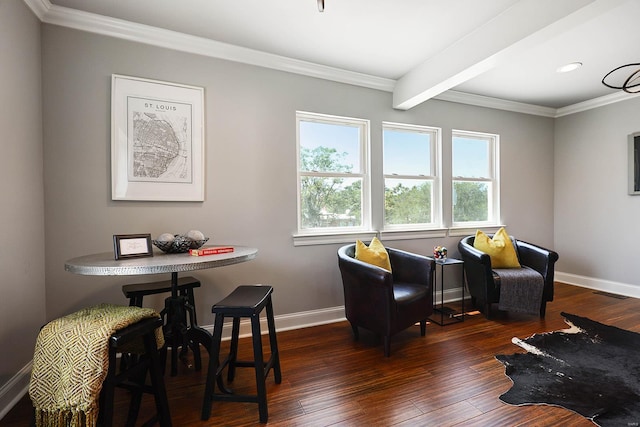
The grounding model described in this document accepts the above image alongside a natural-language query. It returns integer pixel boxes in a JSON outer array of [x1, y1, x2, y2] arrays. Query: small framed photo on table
[[113, 234, 153, 260]]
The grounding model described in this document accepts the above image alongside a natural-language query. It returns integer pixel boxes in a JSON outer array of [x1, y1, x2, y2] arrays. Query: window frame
[[381, 121, 442, 232], [295, 111, 372, 237], [451, 129, 500, 228]]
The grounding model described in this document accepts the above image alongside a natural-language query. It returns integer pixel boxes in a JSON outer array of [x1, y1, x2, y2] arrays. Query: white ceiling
[[35, 0, 640, 115]]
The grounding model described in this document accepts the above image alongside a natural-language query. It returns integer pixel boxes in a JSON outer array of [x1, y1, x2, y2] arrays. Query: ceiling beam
[[392, 0, 625, 110]]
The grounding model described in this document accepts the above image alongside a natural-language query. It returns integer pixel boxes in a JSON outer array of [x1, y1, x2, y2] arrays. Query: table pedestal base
[[162, 295, 210, 375]]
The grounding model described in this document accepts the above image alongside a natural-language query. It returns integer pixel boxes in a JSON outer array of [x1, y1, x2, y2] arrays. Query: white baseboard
[[555, 271, 640, 299], [210, 287, 468, 339], [0, 362, 31, 420], [209, 305, 348, 340]]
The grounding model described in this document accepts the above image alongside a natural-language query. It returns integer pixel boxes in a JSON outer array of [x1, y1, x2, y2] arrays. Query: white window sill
[[447, 225, 504, 237], [380, 228, 447, 241], [292, 231, 378, 246], [293, 227, 452, 246], [293, 225, 505, 246]]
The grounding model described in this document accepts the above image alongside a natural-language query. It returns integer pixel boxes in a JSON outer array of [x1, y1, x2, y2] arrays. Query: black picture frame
[[628, 132, 640, 195], [113, 233, 153, 260]]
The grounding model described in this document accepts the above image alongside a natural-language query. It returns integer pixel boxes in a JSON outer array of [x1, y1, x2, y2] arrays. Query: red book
[[189, 246, 234, 256]]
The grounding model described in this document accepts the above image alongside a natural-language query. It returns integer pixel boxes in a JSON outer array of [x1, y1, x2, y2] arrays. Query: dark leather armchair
[[337, 244, 435, 357], [458, 235, 558, 319]]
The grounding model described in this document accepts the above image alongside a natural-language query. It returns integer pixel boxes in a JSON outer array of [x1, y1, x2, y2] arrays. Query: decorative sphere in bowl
[[152, 233, 209, 253], [186, 229, 206, 241]]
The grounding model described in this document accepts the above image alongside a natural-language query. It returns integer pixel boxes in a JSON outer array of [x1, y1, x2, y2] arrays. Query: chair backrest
[[339, 243, 356, 259], [460, 234, 521, 259], [337, 243, 392, 282], [460, 235, 474, 247]]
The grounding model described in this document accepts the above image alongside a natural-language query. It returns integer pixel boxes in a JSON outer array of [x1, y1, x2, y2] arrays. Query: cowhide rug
[[496, 312, 640, 426]]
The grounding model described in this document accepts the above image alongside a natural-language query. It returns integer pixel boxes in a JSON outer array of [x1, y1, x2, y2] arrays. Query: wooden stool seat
[[201, 285, 282, 423], [122, 276, 202, 376]]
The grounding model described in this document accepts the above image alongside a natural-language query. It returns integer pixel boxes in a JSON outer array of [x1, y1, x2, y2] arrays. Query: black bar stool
[[122, 276, 201, 320], [201, 285, 282, 423], [101, 316, 172, 427], [122, 276, 202, 376]]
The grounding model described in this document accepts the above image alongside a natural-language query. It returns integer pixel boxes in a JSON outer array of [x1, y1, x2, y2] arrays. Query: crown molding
[[554, 91, 640, 117], [21, 0, 636, 117], [26, 0, 395, 93], [22, 0, 48, 20], [434, 90, 557, 117]]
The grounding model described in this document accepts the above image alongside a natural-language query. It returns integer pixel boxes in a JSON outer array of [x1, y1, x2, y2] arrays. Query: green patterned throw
[[29, 303, 163, 427]]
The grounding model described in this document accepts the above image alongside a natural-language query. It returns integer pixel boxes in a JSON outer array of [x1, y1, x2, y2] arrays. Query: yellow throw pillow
[[355, 237, 392, 272], [473, 227, 521, 268]]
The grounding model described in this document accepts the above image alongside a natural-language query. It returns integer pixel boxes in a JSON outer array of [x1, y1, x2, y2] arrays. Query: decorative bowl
[[152, 236, 209, 253]]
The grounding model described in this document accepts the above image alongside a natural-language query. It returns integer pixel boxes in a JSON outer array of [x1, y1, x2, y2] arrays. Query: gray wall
[[555, 96, 640, 292], [0, 0, 45, 406]]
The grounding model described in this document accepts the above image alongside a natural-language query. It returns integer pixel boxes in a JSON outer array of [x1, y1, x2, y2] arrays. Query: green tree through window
[[385, 182, 432, 224], [452, 182, 488, 222], [300, 147, 362, 228]]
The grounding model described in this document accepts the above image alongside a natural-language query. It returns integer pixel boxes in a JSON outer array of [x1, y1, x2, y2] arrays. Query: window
[[452, 130, 500, 226], [296, 112, 370, 234], [383, 122, 441, 230]]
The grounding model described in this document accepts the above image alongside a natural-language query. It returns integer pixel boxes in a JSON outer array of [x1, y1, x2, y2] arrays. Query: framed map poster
[[111, 74, 205, 201]]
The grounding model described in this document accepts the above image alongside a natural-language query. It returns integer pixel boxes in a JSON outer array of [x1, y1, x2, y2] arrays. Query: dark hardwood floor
[[4, 282, 638, 426]]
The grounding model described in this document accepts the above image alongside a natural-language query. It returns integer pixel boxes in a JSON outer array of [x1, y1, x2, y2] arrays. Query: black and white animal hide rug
[[496, 312, 640, 426]]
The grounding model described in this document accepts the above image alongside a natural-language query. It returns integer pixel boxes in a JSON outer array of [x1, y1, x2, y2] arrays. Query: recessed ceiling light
[[556, 62, 583, 73]]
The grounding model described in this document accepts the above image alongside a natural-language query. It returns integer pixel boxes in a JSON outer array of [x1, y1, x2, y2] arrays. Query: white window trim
[[451, 129, 500, 228], [295, 111, 372, 238], [292, 231, 378, 246], [381, 121, 443, 232]]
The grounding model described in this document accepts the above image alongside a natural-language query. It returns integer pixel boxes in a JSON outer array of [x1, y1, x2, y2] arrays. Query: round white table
[[65, 246, 258, 376]]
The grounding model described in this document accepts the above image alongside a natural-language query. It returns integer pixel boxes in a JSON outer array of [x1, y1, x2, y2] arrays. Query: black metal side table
[[429, 258, 465, 326]]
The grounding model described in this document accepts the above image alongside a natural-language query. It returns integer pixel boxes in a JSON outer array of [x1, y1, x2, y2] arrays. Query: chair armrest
[[457, 237, 495, 302], [458, 241, 489, 264], [458, 238, 493, 272], [387, 248, 434, 286], [515, 240, 559, 280]]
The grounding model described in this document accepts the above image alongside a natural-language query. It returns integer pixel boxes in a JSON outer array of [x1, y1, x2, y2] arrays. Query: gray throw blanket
[[495, 266, 544, 315]]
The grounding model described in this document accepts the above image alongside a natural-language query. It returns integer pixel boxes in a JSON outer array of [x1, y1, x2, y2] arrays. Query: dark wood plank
[[3, 282, 635, 426]]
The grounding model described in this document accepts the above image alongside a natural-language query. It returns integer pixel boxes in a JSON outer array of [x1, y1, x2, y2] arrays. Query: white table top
[[64, 246, 258, 276]]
